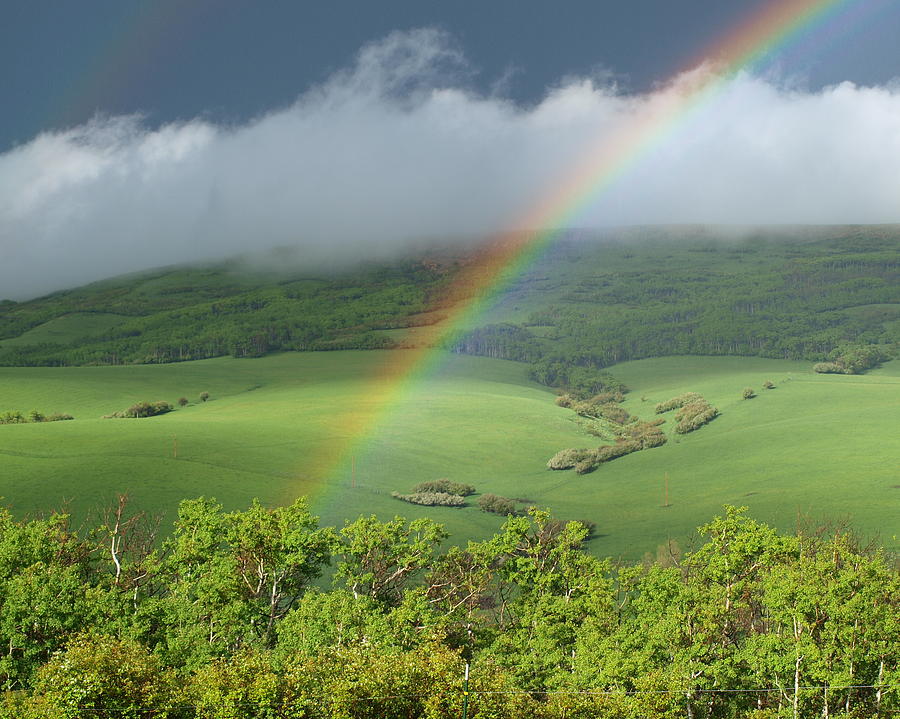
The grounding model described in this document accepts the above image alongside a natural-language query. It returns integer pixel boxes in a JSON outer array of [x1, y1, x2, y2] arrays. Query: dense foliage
[[0, 501, 894, 717]]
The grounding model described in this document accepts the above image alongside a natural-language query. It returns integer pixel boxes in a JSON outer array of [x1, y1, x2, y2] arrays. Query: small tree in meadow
[[178, 397, 189, 407], [199, 392, 210, 402], [742, 387, 755, 399]]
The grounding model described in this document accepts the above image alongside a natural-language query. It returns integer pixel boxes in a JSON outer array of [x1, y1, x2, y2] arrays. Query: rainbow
[[302, 0, 865, 503]]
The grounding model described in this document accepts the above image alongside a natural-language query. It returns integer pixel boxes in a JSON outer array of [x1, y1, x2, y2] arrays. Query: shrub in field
[[813, 361, 845, 374], [574, 456, 599, 474], [555, 394, 573, 408], [547, 448, 592, 470], [2, 410, 74, 424], [45, 413, 74, 422], [742, 387, 756, 399], [178, 397, 189, 407], [762, 380, 775, 389], [618, 419, 667, 449], [391, 492, 466, 507], [412, 479, 476, 496], [571, 398, 633, 424], [478, 494, 520, 515], [107, 401, 174, 419], [597, 404, 632, 425], [655, 392, 703, 414], [674, 401, 719, 434], [199, 391, 210, 402], [826, 343, 889, 374]]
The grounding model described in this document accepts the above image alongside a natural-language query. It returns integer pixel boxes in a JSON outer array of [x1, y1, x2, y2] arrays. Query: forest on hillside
[[1, 228, 898, 376], [0, 500, 895, 718], [455, 229, 900, 372]]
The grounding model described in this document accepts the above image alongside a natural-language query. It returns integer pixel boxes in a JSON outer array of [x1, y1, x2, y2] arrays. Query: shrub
[[412, 479, 476, 496], [762, 380, 775, 389], [0, 411, 26, 424], [655, 392, 703, 414], [391, 492, 466, 507], [28, 409, 44, 423], [574, 457, 599, 475], [34, 633, 180, 717], [742, 387, 756, 399], [813, 361, 845, 374], [571, 398, 633, 423], [555, 394, 573, 408], [547, 448, 592, 470], [674, 401, 719, 433], [107, 401, 174, 419], [477, 494, 519, 515], [200, 391, 210, 402], [178, 397, 189, 407], [45, 413, 74, 422], [597, 404, 632, 424], [825, 343, 889, 374], [618, 420, 667, 449]]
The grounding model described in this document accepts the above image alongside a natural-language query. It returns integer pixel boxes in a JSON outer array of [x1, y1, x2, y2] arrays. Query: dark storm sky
[[3, 0, 899, 151]]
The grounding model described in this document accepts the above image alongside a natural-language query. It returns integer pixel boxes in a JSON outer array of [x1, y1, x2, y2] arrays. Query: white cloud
[[2, 29, 899, 299]]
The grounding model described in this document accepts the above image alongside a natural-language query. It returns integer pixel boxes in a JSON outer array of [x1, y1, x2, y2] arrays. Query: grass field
[[0, 350, 897, 560]]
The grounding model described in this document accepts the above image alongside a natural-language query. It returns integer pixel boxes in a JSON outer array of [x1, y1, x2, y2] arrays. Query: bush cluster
[[567, 420, 669, 475], [547, 448, 593, 470], [412, 479, 476, 496], [391, 492, 466, 507], [618, 418, 667, 448], [105, 401, 174, 419], [814, 343, 890, 375], [654, 392, 703, 414], [559, 390, 633, 426], [477, 493, 521, 516], [674, 399, 719, 434], [0, 410, 74, 424]]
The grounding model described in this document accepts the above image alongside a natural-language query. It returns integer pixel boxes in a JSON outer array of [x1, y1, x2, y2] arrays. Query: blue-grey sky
[[2, 1, 900, 299], [3, 0, 899, 151]]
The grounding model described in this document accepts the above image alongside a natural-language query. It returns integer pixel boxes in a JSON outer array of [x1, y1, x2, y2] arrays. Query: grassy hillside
[[1, 350, 897, 560]]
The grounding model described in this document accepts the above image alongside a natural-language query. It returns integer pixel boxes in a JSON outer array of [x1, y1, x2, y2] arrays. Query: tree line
[[454, 235, 899, 374], [0, 499, 895, 717]]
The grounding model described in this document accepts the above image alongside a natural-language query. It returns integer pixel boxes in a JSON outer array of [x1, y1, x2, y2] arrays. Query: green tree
[[336, 516, 446, 606], [34, 634, 181, 718]]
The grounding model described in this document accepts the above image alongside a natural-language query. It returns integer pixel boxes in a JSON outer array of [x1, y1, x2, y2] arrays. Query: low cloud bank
[[2, 29, 900, 299]]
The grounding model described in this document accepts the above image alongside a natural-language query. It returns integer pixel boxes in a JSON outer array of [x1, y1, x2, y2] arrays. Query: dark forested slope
[[2, 226, 898, 370]]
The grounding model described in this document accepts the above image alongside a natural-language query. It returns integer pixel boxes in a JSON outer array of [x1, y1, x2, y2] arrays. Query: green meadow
[[1, 350, 897, 560]]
